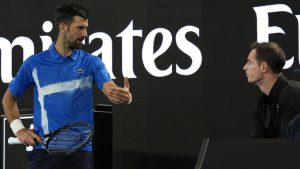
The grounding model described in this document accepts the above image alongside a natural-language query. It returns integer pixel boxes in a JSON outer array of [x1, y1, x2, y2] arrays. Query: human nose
[[82, 28, 88, 37], [242, 64, 247, 71]]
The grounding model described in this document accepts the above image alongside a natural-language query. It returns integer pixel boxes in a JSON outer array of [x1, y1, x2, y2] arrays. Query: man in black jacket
[[243, 42, 300, 138]]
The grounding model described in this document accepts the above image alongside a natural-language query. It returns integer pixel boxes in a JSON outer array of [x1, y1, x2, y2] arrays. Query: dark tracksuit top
[[250, 74, 300, 138]]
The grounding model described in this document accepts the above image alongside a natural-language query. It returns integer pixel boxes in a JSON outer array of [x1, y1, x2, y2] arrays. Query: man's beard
[[63, 33, 84, 49], [68, 40, 84, 49]]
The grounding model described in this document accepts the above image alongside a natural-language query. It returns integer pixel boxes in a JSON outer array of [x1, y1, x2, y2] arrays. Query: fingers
[[124, 77, 130, 89], [31, 129, 42, 144], [16, 128, 42, 146], [106, 77, 132, 104], [108, 87, 131, 104]]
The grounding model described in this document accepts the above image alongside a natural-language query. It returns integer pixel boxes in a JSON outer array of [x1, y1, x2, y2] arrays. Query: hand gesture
[[106, 77, 132, 104]]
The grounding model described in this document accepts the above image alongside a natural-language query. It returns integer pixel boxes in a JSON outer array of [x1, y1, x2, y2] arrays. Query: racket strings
[[44, 123, 93, 155]]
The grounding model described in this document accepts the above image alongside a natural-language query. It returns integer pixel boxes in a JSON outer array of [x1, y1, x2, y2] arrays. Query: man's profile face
[[243, 49, 264, 84], [63, 16, 88, 49]]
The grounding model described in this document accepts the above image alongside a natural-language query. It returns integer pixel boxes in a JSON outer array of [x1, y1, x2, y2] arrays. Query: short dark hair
[[250, 42, 286, 73], [54, 3, 89, 29]]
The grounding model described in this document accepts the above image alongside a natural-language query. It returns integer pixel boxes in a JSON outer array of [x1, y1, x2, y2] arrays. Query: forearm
[[250, 109, 267, 138], [2, 89, 21, 123], [2, 89, 27, 136]]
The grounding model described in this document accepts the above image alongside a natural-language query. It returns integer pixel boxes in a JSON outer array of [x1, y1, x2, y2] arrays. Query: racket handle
[[8, 137, 22, 145]]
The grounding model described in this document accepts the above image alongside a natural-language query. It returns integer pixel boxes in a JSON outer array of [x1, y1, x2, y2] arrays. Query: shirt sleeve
[[250, 108, 266, 138], [9, 59, 34, 97], [93, 56, 112, 91]]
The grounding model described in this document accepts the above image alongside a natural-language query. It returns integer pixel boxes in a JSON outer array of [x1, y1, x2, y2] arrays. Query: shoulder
[[20, 50, 50, 69], [286, 80, 300, 95], [287, 80, 300, 89], [276, 79, 300, 104], [79, 50, 104, 65], [24, 50, 50, 63]]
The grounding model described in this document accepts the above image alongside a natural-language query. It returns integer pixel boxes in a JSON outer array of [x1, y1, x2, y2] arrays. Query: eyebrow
[[76, 25, 88, 29]]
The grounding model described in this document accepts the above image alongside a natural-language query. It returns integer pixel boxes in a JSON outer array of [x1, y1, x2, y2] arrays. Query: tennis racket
[[8, 122, 94, 156]]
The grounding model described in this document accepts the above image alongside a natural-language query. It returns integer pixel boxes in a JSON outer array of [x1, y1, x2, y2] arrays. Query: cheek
[[248, 65, 257, 71], [251, 69, 262, 78], [67, 29, 77, 36], [248, 66, 259, 76]]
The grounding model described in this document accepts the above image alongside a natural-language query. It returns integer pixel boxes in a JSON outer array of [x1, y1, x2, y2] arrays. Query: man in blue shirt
[[2, 3, 132, 169]]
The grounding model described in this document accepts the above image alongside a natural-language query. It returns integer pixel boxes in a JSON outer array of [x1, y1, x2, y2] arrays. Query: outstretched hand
[[107, 77, 132, 104]]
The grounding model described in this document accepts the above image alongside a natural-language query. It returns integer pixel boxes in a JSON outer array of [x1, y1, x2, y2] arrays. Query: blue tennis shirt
[[9, 43, 111, 151]]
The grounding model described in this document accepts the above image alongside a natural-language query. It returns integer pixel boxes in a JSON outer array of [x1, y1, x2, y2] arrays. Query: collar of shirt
[[47, 43, 80, 63], [263, 74, 287, 104]]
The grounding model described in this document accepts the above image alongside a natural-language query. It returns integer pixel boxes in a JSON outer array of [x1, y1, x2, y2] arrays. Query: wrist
[[10, 119, 25, 136]]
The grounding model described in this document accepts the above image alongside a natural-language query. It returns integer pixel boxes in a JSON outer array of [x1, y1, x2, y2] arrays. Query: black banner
[[1, 0, 300, 169]]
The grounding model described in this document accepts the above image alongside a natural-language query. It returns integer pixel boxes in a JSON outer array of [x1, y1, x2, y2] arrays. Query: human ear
[[261, 62, 268, 72], [58, 23, 67, 32]]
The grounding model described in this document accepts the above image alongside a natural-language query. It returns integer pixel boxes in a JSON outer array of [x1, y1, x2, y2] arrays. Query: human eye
[[247, 59, 251, 64]]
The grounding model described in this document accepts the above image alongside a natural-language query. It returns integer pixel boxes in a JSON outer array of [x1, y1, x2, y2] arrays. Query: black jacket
[[250, 75, 300, 138]]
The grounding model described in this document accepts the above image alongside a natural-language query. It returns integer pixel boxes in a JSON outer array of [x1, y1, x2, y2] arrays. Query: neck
[[257, 74, 280, 96], [55, 35, 73, 57]]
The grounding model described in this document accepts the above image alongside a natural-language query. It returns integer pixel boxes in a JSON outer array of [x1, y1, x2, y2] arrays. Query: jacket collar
[[264, 74, 286, 104]]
